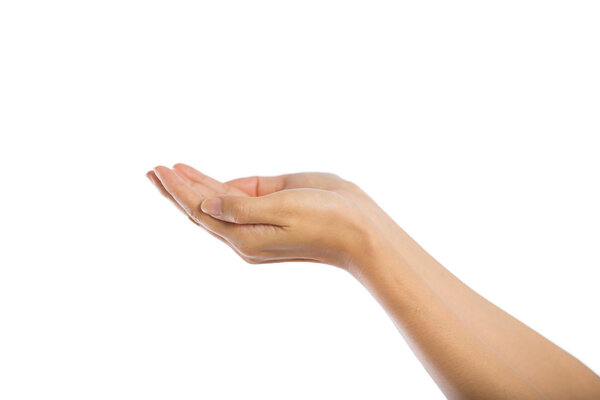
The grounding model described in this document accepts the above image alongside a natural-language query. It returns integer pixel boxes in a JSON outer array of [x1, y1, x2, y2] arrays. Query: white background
[[1, 1, 599, 398]]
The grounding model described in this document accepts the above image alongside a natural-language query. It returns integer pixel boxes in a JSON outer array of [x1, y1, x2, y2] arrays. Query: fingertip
[[173, 162, 205, 177], [153, 165, 175, 182], [153, 165, 169, 173], [146, 170, 158, 183]]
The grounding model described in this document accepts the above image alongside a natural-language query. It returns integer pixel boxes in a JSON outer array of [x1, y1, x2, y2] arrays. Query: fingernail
[[201, 198, 222, 216]]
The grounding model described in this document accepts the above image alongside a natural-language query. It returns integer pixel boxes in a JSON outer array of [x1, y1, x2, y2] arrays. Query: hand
[[225, 170, 405, 247], [147, 164, 380, 270]]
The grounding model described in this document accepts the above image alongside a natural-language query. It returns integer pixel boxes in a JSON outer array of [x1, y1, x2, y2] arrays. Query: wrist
[[345, 222, 401, 278]]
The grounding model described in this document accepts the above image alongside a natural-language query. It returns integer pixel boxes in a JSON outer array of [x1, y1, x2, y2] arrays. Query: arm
[[147, 164, 600, 399], [351, 235, 545, 399], [364, 207, 600, 399]]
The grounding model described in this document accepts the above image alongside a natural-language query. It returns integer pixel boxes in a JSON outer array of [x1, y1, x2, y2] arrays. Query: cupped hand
[[147, 164, 380, 270], [225, 171, 404, 245]]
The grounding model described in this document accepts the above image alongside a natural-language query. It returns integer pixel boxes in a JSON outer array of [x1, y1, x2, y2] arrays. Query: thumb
[[201, 194, 285, 225]]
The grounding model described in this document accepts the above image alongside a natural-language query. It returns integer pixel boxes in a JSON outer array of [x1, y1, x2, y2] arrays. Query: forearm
[[356, 197, 600, 398], [385, 222, 600, 398], [351, 234, 544, 399]]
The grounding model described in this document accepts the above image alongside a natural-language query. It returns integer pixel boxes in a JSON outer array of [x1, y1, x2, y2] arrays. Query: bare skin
[[147, 164, 600, 399]]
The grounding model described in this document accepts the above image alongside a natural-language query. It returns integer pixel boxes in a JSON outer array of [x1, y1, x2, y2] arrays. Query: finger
[[146, 170, 188, 217], [225, 173, 342, 197], [171, 168, 219, 199], [173, 163, 246, 196], [224, 175, 287, 197], [200, 192, 290, 225], [149, 169, 255, 256], [153, 166, 236, 237]]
